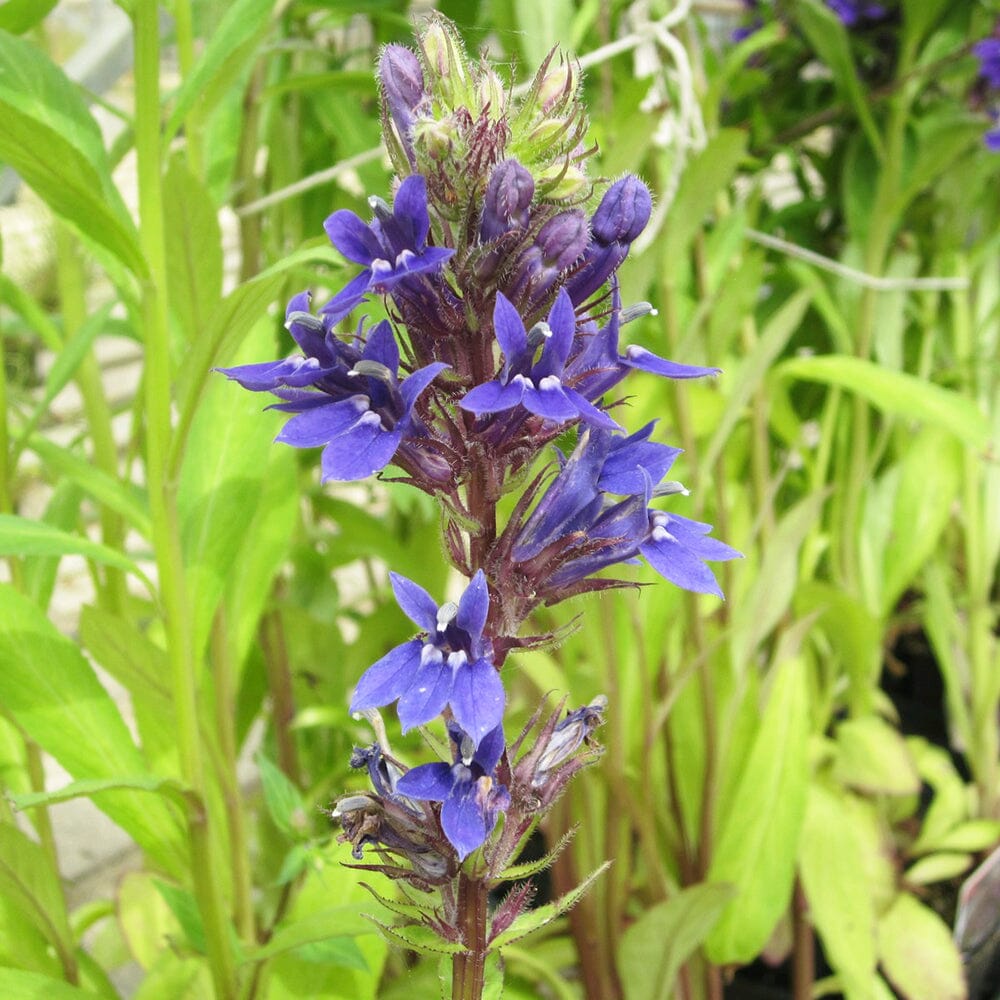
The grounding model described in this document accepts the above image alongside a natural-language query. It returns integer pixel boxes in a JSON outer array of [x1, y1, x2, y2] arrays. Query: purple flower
[[323, 174, 454, 307], [824, 0, 886, 26], [975, 39, 1000, 89], [218, 294, 447, 482], [460, 289, 619, 429], [396, 722, 510, 861], [350, 570, 505, 743], [512, 428, 740, 600], [566, 282, 720, 400]]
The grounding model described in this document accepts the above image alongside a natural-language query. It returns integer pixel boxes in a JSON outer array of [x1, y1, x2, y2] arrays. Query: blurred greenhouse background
[[1, 0, 998, 998]]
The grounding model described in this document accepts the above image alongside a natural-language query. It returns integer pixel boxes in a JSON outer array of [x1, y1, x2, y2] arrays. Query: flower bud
[[419, 18, 469, 108], [537, 58, 575, 113], [477, 67, 507, 119], [480, 159, 534, 242], [535, 161, 588, 200], [536, 210, 589, 270], [591, 175, 652, 245], [379, 44, 425, 158]]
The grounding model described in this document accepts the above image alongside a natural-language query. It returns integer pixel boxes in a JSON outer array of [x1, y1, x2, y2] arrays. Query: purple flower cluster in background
[[223, 16, 739, 872], [973, 35, 1000, 151]]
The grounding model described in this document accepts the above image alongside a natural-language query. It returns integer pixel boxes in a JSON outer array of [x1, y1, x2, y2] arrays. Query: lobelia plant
[[221, 15, 739, 997]]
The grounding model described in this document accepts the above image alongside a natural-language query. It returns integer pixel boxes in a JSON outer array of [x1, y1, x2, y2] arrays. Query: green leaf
[[0, 968, 101, 999], [256, 753, 307, 838], [0, 585, 186, 876], [242, 907, 371, 968], [512, 0, 574, 67], [488, 861, 611, 951], [163, 156, 223, 340], [795, 0, 883, 158], [899, 0, 951, 48], [366, 918, 467, 957], [878, 893, 965, 1000], [129, 953, 211, 1000], [661, 130, 747, 264], [0, 0, 59, 33], [20, 481, 84, 613], [730, 491, 828, 669], [496, 828, 575, 882], [879, 428, 963, 617], [0, 514, 152, 593], [13, 304, 109, 451], [0, 31, 144, 274], [799, 783, 879, 999], [11, 774, 192, 813], [705, 289, 812, 470], [773, 354, 991, 448], [165, 0, 275, 141], [25, 436, 151, 537], [118, 871, 183, 971], [705, 656, 810, 963], [153, 880, 206, 955], [0, 822, 74, 960], [617, 883, 735, 1000], [833, 715, 920, 797], [905, 853, 972, 887]]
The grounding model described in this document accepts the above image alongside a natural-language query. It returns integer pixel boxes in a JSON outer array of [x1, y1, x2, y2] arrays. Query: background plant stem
[[133, 4, 236, 995]]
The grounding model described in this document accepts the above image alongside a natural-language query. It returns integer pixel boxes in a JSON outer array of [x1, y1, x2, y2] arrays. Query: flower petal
[[623, 345, 720, 380], [456, 570, 489, 652], [492, 292, 528, 362], [397, 656, 453, 731], [640, 536, 725, 598], [363, 320, 399, 373], [391, 174, 431, 250], [542, 288, 576, 373], [564, 387, 621, 430], [218, 357, 317, 392], [389, 572, 440, 632], [320, 416, 401, 481], [440, 781, 489, 861], [399, 362, 449, 412], [449, 658, 505, 745], [523, 378, 579, 422], [324, 210, 382, 265], [473, 723, 505, 774], [350, 638, 423, 713], [395, 761, 454, 802], [460, 377, 525, 415], [277, 396, 370, 447], [319, 270, 372, 322]]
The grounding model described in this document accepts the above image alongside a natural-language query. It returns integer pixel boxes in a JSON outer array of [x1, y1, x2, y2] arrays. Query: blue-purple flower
[[460, 288, 619, 429], [974, 37, 1000, 151], [824, 0, 886, 26], [218, 294, 447, 482], [396, 722, 510, 860], [323, 174, 454, 309], [566, 282, 720, 401], [512, 428, 741, 600], [350, 570, 505, 743]]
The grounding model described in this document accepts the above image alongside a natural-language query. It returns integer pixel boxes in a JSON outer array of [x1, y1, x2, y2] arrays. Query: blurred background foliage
[[0, 0, 998, 997]]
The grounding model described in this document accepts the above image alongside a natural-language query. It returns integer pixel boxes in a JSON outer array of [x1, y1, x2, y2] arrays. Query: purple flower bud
[[379, 45, 425, 161], [590, 175, 652, 245], [480, 159, 535, 242], [536, 210, 590, 269]]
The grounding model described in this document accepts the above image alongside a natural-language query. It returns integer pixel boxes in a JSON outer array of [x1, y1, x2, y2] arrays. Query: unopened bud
[[481, 159, 534, 241], [413, 117, 454, 160], [591, 175, 652, 245], [537, 58, 575, 112], [477, 67, 507, 119], [536, 210, 589, 270], [535, 162, 588, 201]]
